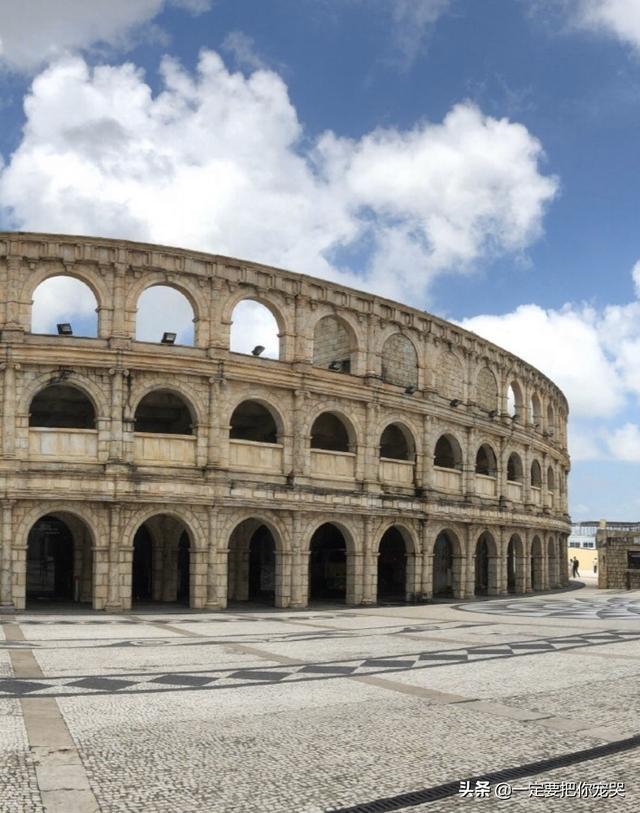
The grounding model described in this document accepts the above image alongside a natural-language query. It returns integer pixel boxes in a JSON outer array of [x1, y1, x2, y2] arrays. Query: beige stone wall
[[0, 232, 571, 611], [597, 534, 640, 589]]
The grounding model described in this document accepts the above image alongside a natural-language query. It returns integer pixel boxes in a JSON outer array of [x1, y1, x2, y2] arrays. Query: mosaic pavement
[[1, 586, 639, 812]]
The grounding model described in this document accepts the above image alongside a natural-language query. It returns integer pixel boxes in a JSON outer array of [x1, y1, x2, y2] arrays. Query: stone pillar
[[105, 505, 123, 612], [347, 551, 364, 605], [419, 522, 433, 599], [362, 402, 379, 491], [2, 362, 19, 458], [496, 527, 508, 596], [361, 516, 377, 605], [0, 500, 14, 608], [292, 390, 309, 478], [275, 551, 291, 609]]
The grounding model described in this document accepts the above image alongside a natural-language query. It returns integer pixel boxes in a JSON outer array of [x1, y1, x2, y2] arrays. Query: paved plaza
[[1, 582, 639, 812]]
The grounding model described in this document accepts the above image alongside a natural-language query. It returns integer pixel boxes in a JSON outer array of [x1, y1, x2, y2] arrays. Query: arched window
[[312, 316, 355, 373], [230, 401, 278, 443], [29, 385, 95, 429], [230, 300, 280, 359], [475, 444, 497, 476], [547, 466, 555, 491], [134, 390, 193, 435], [379, 424, 414, 461], [31, 276, 98, 338], [476, 367, 498, 412], [136, 286, 195, 346], [507, 381, 523, 420], [547, 403, 556, 435], [531, 459, 542, 488], [530, 393, 542, 427], [439, 352, 464, 400], [507, 452, 523, 482], [381, 334, 418, 388], [434, 434, 462, 470], [310, 413, 351, 452]]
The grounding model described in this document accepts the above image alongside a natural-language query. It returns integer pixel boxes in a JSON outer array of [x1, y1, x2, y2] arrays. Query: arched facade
[[0, 232, 570, 611]]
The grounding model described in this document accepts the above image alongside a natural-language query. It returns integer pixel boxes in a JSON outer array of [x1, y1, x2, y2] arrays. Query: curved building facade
[[0, 232, 570, 611]]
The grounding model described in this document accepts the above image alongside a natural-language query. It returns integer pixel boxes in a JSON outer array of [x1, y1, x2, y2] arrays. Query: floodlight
[[488, 409, 498, 418], [251, 345, 265, 356], [404, 385, 417, 395], [328, 360, 343, 371], [450, 398, 462, 407], [161, 332, 177, 345], [57, 323, 73, 336]]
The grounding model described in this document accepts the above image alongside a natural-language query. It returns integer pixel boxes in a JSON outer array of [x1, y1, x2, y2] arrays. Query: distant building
[[596, 522, 640, 590]]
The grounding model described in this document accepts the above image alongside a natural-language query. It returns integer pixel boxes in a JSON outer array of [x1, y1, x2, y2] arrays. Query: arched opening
[[136, 285, 195, 346], [507, 534, 524, 593], [309, 523, 348, 603], [377, 528, 408, 602], [507, 452, 523, 482], [507, 381, 523, 420], [229, 401, 278, 443], [29, 384, 95, 428], [134, 390, 193, 435], [310, 412, 352, 452], [531, 459, 542, 488], [230, 299, 281, 360], [381, 334, 418, 388], [475, 444, 497, 476], [26, 514, 93, 606], [530, 535, 543, 591], [379, 423, 414, 461], [547, 403, 556, 436], [476, 367, 498, 412], [131, 515, 194, 606], [433, 531, 456, 597], [434, 434, 461, 469], [31, 275, 98, 338], [530, 393, 542, 427], [440, 352, 464, 400], [474, 533, 495, 596], [547, 466, 556, 491], [227, 521, 278, 605], [312, 315, 355, 373]]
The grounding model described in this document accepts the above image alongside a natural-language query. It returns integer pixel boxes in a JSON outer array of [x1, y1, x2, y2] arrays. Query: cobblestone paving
[[1, 586, 639, 812]]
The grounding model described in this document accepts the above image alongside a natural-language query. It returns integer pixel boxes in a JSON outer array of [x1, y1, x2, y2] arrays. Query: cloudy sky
[[1, 0, 639, 519]]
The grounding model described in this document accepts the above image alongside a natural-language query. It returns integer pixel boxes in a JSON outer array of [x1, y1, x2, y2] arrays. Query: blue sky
[[1, 0, 640, 519]]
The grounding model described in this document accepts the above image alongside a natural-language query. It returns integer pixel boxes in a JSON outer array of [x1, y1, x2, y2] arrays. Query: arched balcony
[[228, 400, 283, 474], [433, 434, 463, 493], [133, 390, 196, 466], [28, 384, 98, 461], [310, 412, 356, 481], [475, 443, 497, 497], [379, 423, 415, 486]]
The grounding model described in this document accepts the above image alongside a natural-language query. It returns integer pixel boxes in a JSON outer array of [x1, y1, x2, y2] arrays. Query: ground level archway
[[377, 527, 408, 603], [131, 514, 194, 607], [309, 523, 348, 603], [433, 531, 458, 597], [227, 521, 278, 606]]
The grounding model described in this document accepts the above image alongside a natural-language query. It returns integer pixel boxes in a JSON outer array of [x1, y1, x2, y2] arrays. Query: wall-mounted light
[[488, 409, 498, 418], [57, 323, 73, 336], [404, 385, 417, 395], [450, 398, 462, 407], [161, 332, 177, 344], [328, 360, 343, 371], [251, 345, 265, 356]]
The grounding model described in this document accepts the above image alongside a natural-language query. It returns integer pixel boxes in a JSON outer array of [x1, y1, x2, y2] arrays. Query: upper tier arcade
[[0, 232, 571, 612]]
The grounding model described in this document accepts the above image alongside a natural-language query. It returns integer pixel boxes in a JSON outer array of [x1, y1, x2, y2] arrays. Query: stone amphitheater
[[0, 232, 570, 612]]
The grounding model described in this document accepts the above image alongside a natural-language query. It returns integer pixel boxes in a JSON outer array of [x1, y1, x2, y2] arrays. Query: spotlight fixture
[[57, 323, 73, 336], [488, 409, 498, 418], [161, 332, 177, 345], [450, 398, 462, 407], [251, 345, 265, 356], [404, 385, 417, 395], [328, 360, 343, 371]]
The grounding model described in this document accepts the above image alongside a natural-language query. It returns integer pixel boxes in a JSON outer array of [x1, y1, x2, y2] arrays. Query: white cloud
[[632, 259, 640, 295], [388, 0, 453, 68], [0, 51, 557, 314], [0, 0, 212, 71], [606, 422, 640, 461], [569, 0, 640, 50]]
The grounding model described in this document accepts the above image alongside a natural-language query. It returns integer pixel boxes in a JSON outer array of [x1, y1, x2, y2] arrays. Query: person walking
[[571, 557, 580, 578]]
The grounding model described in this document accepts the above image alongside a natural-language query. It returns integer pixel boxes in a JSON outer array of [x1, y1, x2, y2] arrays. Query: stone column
[[2, 362, 19, 458], [105, 505, 123, 612], [0, 500, 14, 609], [496, 526, 508, 596], [275, 551, 292, 609], [419, 521, 433, 599], [361, 517, 377, 605], [362, 402, 379, 491], [347, 551, 364, 605]]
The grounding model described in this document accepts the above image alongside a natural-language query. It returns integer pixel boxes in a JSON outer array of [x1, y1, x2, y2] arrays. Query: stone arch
[[475, 443, 498, 476], [507, 451, 524, 482], [130, 381, 205, 429], [547, 466, 556, 491], [312, 314, 358, 374], [309, 409, 358, 452], [134, 389, 196, 435], [28, 383, 96, 429], [530, 391, 542, 427], [306, 519, 360, 605], [531, 459, 542, 488], [546, 402, 556, 435], [434, 433, 463, 470], [476, 366, 499, 412], [474, 531, 498, 596], [228, 399, 283, 444], [122, 505, 206, 553], [226, 516, 288, 607], [23, 267, 110, 337], [379, 422, 416, 461], [126, 274, 204, 346], [530, 534, 544, 590], [20, 372, 109, 423], [380, 333, 419, 389], [229, 297, 284, 360], [438, 350, 464, 401], [432, 528, 463, 598], [376, 525, 417, 602], [507, 378, 525, 421], [135, 284, 197, 346], [17, 503, 99, 611], [507, 533, 525, 594]]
